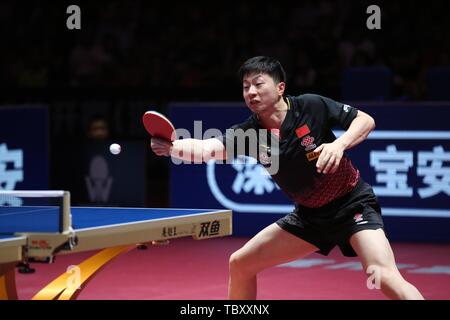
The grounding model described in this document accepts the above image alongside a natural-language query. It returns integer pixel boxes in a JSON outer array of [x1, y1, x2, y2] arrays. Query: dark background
[[0, 0, 449, 207]]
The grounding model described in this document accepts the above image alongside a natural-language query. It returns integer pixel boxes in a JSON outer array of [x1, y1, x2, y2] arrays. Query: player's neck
[[257, 97, 288, 129]]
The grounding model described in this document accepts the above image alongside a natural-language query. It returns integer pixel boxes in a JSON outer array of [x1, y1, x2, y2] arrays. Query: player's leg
[[350, 229, 424, 300], [228, 223, 318, 299]]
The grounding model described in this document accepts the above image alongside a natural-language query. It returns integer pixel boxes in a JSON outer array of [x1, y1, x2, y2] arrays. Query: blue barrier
[[0, 106, 49, 202]]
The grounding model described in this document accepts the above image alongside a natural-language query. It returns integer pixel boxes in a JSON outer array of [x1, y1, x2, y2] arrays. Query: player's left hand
[[314, 142, 345, 174]]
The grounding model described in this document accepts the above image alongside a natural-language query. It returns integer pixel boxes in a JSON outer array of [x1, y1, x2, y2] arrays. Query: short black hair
[[238, 56, 286, 84]]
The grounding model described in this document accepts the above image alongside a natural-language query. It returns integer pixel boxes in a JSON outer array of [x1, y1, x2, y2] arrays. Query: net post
[[62, 191, 72, 233]]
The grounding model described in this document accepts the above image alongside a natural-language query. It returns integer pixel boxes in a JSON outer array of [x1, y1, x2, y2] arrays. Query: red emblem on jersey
[[296, 124, 310, 138]]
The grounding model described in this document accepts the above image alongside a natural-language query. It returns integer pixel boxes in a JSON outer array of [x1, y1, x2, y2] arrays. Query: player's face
[[242, 73, 284, 113]]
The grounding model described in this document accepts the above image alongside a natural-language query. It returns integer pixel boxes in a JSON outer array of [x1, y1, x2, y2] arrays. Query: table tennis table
[[0, 195, 232, 300]]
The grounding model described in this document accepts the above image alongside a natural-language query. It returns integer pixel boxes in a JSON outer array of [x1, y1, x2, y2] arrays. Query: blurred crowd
[[0, 0, 449, 100]]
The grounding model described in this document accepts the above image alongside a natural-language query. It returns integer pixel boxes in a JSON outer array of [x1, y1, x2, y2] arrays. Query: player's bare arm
[[151, 137, 227, 162], [315, 110, 375, 174]]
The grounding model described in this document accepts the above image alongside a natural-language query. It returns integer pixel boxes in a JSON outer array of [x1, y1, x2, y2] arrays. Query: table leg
[[0, 263, 19, 300]]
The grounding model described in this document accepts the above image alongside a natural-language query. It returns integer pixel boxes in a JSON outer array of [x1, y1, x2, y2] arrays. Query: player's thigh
[[349, 229, 397, 271], [231, 223, 318, 270]]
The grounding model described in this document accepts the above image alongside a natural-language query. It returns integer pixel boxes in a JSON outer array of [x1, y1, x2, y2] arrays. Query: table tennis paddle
[[142, 111, 176, 142]]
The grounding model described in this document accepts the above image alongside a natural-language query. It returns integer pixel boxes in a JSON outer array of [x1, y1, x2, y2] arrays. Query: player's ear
[[277, 82, 286, 96]]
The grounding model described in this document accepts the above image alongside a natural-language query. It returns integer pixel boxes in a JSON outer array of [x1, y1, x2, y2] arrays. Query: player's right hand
[[150, 137, 173, 157]]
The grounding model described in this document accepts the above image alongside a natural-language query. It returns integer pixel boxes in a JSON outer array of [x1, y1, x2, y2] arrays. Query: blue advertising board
[[52, 140, 147, 207], [78, 140, 147, 207], [0, 106, 49, 204], [169, 102, 450, 242]]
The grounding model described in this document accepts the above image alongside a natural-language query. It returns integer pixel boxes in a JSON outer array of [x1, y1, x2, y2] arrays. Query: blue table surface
[[0, 234, 19, 240], [0, 207, 220, 235]]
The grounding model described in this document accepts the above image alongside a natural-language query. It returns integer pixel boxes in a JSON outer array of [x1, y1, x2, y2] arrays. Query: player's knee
[[229, 250, 256, 277], [229, 251, 245, 271], [380, 267, 402, 287], [366, 264, 399, 288]]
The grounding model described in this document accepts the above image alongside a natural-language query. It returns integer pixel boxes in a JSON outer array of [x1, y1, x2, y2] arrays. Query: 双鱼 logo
[[198, 221, 221, 238]]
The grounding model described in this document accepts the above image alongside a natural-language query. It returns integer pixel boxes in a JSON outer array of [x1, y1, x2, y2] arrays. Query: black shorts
[[276, 178, 384, 257]]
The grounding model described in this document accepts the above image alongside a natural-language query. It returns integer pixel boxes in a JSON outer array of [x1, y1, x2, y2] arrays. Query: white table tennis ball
[[109, 143, 121, 155]]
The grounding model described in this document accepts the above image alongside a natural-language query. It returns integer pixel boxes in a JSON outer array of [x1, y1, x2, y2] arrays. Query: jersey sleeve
[[319, 95, 358, 129], [216, 116, 257, 160]]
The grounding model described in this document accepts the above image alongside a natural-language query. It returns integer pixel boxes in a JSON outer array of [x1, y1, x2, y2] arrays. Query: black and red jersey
[[220, 93, 361, 208]]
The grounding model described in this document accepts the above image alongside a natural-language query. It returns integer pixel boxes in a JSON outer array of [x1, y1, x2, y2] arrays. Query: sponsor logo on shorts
[[354, 213, 363, 223], [162, 226, 178, 237]]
